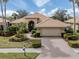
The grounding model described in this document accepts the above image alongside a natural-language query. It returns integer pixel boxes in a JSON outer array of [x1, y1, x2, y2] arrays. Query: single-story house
[[11, 13, 48, 24], [11, 13, 50, 31], [11, 13, 69, 36], [36, 18, 68, 37], [65, 17, 79, 30]]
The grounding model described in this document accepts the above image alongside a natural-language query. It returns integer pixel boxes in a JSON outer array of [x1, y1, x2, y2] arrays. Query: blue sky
[[0, 0, 79, 16]]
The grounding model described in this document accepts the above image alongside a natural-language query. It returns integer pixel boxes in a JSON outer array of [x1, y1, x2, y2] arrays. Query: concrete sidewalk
[[0, 48, 41, 53]]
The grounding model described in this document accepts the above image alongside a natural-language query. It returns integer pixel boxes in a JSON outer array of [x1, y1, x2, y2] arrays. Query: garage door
[[40, 28, 62, 36]]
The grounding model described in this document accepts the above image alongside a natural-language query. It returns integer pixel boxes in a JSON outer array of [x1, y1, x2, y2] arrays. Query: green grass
[[0, 36, 41, 48], [0, 53, 39, 59]]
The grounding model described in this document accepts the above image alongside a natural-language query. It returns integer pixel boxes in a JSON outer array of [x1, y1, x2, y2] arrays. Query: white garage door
[[40, 28, 62, 36]]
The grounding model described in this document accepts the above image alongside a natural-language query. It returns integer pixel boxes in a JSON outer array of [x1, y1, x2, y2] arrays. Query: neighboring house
[[0, 18, 10, 30], [36, 18, 68, 37], [65, 17, 79, 30]]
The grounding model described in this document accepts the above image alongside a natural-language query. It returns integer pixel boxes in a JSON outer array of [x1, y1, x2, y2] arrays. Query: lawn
[[0, 53, 39, 59], [0, 36, 41, 48]]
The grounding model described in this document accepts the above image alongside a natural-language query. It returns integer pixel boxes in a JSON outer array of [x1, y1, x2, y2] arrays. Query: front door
[[28, 21, 35, 32]]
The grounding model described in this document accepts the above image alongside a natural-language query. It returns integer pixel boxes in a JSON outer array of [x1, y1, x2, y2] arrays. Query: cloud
[[30, 12, 35, 14], [38, 8, 46, 14], [29, 8, 47, 16], [47, 7, 79, 17], [0, 10, 18, 16], [33, 0, 50, 7], [47, 8, 59, 16], [66, 7, 79, 16]]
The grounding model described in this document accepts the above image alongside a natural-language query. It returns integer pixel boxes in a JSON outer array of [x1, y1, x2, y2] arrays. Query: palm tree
[[69, 0, 76, 32], [3, 0, 8, 30], [0, 0, 8, 36], [0, 0, 4, 19]]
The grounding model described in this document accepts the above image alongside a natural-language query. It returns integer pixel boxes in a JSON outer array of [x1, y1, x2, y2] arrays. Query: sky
[[0, 0, 79, 16]]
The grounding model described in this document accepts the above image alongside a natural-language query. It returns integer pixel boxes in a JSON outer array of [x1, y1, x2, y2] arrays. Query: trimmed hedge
[[67, 34, 78, 40], [63, 33, 79, 40], [68, 40, 79, 48], [63, 33, 71, 39], [33, 32, 40, 37], [31, 40, 41, 48]]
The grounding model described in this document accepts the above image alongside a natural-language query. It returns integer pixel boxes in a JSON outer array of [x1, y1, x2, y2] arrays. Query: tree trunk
[[0, 0, 4, 19], [73, 0, 76, 32], [3, 2, 7, 31]]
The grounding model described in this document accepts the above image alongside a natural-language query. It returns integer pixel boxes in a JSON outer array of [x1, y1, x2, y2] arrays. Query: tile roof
[[0, 18, 10, 25], [11, 13, 49, 24], [36, 18, 69, 28], [65, 17, 79, 24]]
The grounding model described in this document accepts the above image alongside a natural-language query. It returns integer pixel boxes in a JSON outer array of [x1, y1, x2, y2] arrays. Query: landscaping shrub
[[36, 31, 40, 37], [0, 30, 4, 36], [63, 34, 68, 39], [33, 28, 37, 30], [68, 41, 79, 48], [32, 30, 36, 34], [63, 33, 72, 39], [65, 27, 73, 33], [10, 34, 28, 42], [18, 27, 28, 34], [77, 30, 79, 33], [68, 34, 78, 40], [31, 40, 41, 48], [33, 33, 37, 37], [7, 25, 18, 32], [15, 34, 24, 38], [32, 31, 40, 37], [61, 33, 66, 38], [32, 43, 41, 48], [2, 25, 19, 37]]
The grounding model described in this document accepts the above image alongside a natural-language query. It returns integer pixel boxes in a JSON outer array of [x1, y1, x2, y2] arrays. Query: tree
[[70, 0, 79, 6], [11, 10, 28, 19], [0, 0, 8, 30], [69, 0, 76, 32], [0, 0, 4, 19], [3, 0, 8, 30], [51, 9, 71, 22], [6, 16, 14, 21], [12, 13, 18, 20], [17, 10, 28, 18]]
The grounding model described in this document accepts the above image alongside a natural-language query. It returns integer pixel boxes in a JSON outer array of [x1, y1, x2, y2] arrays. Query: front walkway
[[36, 37, 79, 59], [25, 33, 41, 40], [0, 48, 41, 53]]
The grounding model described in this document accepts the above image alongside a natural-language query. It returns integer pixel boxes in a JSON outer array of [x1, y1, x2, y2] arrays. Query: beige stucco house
[[65, 17, 79, 30], [36, 18, 68, 36], [11, 13, 68, 36], [11, 13, 50, 31]]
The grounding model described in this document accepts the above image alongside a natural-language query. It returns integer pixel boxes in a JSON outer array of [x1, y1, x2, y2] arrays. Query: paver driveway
[[36, 37, 79, 59]]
